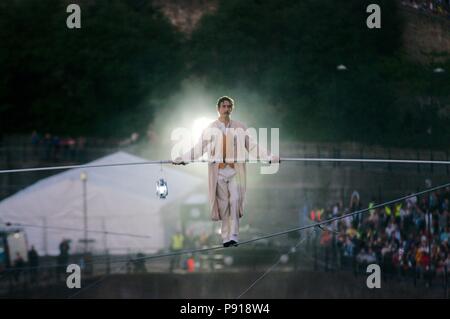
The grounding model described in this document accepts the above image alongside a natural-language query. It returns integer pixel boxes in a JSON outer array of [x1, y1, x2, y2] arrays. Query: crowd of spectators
[[402, 0, 450, 19], [30, 131, 87, 161], [308, 185, 449, 286], [29, 130, 150, 162]]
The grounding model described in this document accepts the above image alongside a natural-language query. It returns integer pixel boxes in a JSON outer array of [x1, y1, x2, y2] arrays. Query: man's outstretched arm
[[173, 126, 221, 165], [244, 127, 280, 164]]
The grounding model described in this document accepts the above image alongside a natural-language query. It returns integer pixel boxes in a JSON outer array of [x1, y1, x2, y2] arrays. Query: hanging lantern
[[156, 178, 168, 199]]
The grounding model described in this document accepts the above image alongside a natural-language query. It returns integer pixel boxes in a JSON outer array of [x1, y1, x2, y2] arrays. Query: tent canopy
[[0, 151, 203, 255]]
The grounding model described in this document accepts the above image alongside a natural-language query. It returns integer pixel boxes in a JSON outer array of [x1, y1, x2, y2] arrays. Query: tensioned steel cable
[[236, 225, 348, 299], [64, 181, 450, 298], [1, 157, 450, 174], [280, 157, 450, 165], [0, 160, 172, 174], [67, 260, 129, 299], [236, 235, 308, 299]]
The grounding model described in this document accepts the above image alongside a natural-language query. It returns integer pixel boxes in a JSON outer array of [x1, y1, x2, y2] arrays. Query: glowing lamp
[[156, 178, 168, 199]]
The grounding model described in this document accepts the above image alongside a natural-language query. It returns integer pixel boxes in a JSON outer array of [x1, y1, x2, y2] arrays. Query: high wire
[[1, 157, 450, 174], [1, 156, 448, 296], [0, 155, 434, 268], [0, 160, 172, 174]]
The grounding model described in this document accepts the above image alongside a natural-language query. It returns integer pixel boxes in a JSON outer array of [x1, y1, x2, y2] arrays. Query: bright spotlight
[[192, 117, 214, 142]]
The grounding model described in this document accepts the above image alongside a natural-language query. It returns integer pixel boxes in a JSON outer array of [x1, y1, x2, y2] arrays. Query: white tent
[[0, 151, 203, 255]]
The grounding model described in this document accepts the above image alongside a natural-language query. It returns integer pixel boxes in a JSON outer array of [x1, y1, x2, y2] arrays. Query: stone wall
[[399, 4, 450, 63]]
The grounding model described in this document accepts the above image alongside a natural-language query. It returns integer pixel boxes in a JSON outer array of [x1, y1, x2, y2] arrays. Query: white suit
[[182, 119, 273, 243]]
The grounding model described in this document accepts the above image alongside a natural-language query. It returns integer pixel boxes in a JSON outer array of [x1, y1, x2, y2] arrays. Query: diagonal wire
[[236, 236, 308, 299], [67, 259, 130, 299]]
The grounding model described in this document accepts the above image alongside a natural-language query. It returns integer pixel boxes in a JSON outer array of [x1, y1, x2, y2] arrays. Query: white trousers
[[217, 166, 240, 243]]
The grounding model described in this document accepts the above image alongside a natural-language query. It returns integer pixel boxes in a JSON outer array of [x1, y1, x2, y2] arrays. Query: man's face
[[218, 100, 233, 116]]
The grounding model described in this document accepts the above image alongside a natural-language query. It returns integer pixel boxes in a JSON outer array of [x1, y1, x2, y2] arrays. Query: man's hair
[[216, 96, 234, 109]]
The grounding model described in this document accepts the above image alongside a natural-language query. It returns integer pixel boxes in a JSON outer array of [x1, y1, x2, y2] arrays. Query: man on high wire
[[173, 96, 279, 247]]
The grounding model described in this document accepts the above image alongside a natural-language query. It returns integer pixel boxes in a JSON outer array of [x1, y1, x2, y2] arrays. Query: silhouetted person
[[28, 246, 39, 284], [169, 231, 184, 272], [133, 253, 147, 273], [43, 133, 52, 160], [13, 253, 25, 283], [57, 239, 70, 279]]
